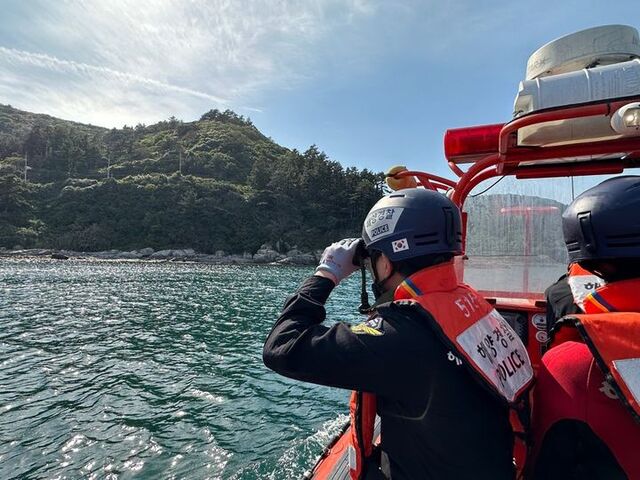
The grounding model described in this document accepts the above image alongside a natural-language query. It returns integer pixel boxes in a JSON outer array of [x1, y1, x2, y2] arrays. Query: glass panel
[[461, 170, 640, 298]]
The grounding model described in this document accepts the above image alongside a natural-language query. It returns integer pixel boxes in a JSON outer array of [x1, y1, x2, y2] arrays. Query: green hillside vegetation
[[0, 104, 569, 261], [0, 104, 383, 253]]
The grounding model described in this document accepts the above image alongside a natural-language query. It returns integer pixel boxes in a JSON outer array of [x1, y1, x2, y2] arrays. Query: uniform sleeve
[[263, 275, 411, 396], [545, 275, 581, 331]]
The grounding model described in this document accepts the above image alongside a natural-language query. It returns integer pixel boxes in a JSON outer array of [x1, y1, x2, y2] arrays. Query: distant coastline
[[0, 105, 383, 257], [0, 243, 320, 266]]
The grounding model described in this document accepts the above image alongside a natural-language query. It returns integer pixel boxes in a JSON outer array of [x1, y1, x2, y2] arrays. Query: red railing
[[448, 97, 640, 207]]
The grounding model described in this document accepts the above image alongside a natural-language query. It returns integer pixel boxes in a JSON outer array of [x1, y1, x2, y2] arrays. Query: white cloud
[[0, 47, 228, 104], [0, 0, 549, 129], [0, 0, 375, 127]]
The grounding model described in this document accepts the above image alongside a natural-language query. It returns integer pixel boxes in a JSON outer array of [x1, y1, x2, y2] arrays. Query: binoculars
[[351, 239, 373, 314], [352, 238, 370, 268]]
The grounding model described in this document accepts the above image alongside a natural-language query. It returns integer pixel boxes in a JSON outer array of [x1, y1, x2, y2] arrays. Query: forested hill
[[0, 104, 384, 253]]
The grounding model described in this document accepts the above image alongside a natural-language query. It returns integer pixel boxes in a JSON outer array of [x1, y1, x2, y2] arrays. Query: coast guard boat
[[308, 24, 640, 479]]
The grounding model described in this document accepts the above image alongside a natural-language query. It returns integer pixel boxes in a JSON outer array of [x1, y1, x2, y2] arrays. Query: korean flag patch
[[392, 238, 409, 253]]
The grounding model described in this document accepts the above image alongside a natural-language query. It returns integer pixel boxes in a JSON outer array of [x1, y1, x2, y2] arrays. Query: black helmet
[[362, 188, 463, 262], [563, 175, 640, 263]]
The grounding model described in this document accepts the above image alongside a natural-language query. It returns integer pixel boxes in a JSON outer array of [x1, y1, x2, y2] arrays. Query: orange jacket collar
[[394, 261, 458, 300]]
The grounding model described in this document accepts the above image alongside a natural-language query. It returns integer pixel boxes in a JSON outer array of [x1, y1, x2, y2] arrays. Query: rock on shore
[[0, 243, 319, 265]]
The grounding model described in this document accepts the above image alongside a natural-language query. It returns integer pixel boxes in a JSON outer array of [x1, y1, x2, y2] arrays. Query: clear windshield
[[461, 172, 640, 299]]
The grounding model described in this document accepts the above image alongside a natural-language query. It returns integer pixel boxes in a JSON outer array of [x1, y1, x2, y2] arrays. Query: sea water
[[0, 260, 359, 479]]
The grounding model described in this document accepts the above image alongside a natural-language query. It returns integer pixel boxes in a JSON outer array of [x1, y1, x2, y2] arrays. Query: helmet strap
[[371, 260, 395, 300], [358, 265, 372, 314]]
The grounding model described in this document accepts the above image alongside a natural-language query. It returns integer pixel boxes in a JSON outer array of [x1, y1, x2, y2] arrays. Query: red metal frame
[[449, 97, 640, 207], [448, 161, 464, 177], [388, 169, 457, 192], [383, 97, 640, 301], [385, 98, 640, 295]]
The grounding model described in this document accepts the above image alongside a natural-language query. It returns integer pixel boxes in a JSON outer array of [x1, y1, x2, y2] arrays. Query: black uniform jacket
[[545, 274, 581, 333], [263, 275, 515, 480]]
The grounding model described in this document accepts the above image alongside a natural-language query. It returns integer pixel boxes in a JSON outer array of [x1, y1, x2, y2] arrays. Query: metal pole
[[523, 211, 531, 293], [24, 153, 28, 182]]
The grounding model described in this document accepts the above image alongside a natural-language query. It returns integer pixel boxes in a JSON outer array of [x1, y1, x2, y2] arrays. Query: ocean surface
[[0, 260, 360, 480]]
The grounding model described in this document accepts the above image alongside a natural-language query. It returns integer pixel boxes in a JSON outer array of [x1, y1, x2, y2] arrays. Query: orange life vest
[[348, 261, 534, 480], [348, 391, 377, 479], [565, 278, 640, 421], [533, 279, 640, 477], [570, 313, 640, 421]]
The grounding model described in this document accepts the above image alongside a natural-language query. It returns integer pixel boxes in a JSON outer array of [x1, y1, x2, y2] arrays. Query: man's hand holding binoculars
[[315, 238, 364, 285]]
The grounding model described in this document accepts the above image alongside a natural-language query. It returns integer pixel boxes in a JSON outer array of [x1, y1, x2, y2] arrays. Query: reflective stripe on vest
[[567, 263, 605, 312], [570, 313, 640, 421]]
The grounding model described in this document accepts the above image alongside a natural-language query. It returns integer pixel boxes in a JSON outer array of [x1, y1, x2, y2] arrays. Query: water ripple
[[0, 259, 358, 479]]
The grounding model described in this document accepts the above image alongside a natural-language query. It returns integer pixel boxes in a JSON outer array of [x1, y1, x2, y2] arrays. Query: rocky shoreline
[[0, 244, 321, 266]]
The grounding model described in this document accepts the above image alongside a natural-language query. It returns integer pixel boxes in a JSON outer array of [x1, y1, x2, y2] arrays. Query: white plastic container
[[514, 59, 640, 147], [513, 25, 640, 148], [525, 25, 640, 80], [514, 58, 640, 117]]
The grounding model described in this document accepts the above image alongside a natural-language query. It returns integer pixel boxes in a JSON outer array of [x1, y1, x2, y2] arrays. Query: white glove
[[315, 238, 361, 284]]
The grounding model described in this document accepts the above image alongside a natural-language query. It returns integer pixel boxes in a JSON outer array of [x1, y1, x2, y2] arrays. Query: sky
[[1, 0, 639, 182]]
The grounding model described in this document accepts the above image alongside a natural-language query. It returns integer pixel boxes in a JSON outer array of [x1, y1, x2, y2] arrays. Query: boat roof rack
[[449, 96, 640, 206], [390, 96, 640, 208]]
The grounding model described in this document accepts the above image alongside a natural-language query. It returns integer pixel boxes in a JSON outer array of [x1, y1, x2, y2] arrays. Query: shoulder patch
[[351, 316, 384, 336], [365, 315, 383, 330]]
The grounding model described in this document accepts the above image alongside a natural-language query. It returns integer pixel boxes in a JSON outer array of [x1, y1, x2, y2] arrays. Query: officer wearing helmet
[[264, 188, 532, 479], [532, 176, 640, 479]]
